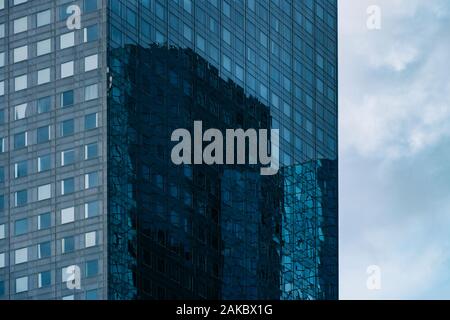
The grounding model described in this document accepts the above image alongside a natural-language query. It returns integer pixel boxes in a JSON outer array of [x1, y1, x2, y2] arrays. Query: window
[[85, 172, 98, 189], [37, 38, 51, 56], [62, 295, 74, 300], [222, 28, 231, 45], [85, 201, 99, 218], [85, 259, 98, 277], [60, 32, 75, 49], [0, 52, 4, 67], [223, 1, 231, 17], [38, 241, 51, 259], [14, 132, 27, 149], [15, 190, 27, 206], [15, 74, 27, 91], [38, 68, 51, 84], [0, 252, 4, 268], [0, 137, 4, 152], [14, 103, 27, 120], [85, 231, 96, 248], [61, 90, 74, 107], [235, 64, 244, 82], [15, 276, 28, 293], [15, 247, 28, 264], [0, 24, 4, 38], [13, 45, 28, 63], [85, 113, 98, 130], [85, 143, 98, 160], [38, 271, 51, 288], [61, 177, 75, 195], [59, 4, 72, 20], [14, 17, 28, 34], [37, 126, 50, 144], [61, 119, 74, 136], [0, 81, 3, 96], [14, 0, 28, 5], [222, 54, 231, 72], [85, 0, 98, 12], [0, 166, 4, 183], [37, 10, 51, 27], [61, 149, 75, 166], [14, 218, 28, 236], [38, 154, 51, 172], [61, 207, 75, 224], [14, 160, 27, 178], [84, 25, 98, 42], [38, 184, 51, 201], [0, 0, 3, 10], [183, 24, 192, 42], [0, 224, 4, 239], [0, 281, 3, 297], [85, 84, 98, 100], [86, 289, 98, 300], [38, 96, 51, 113], [183, 0, 192, 13], [38, 212, 51, 230], [84, 54, 98, 72], [196, 34, 205, 52], [62, 236, 75, 253], [61, 61, 74, 78]]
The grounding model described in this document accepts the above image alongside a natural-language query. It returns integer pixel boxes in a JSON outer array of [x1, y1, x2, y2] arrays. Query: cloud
[[339, 0, 450, 299]]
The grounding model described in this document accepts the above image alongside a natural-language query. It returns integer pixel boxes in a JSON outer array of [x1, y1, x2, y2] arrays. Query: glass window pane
[[38, 96, 51, 113], [85, 201, 99, 218], [62, 178, 75, 194], [61, 90, 74, 107], [62, 236, 75, 253], [38, 212, 51, 230], [37, 126, 50, 143], [85, 113, 97, 130], [14, 218, 27, 236], [37, 10, 51, 27], [38, 271, 51, 288], [38, 241, 51, 258], [85, 84, 98, 100], [86, 260, 98, 277], [38, 154, 51, 172], [84, 24, 98, 42], [61, 119, 74, 136], [85, 143, 98, 160]]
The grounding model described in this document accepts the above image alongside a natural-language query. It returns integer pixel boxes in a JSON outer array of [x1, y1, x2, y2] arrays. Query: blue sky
[[339, 0, 450, 299]]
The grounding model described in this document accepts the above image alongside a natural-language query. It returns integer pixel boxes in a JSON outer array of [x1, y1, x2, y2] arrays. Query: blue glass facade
[[107, 0, 338, 300]]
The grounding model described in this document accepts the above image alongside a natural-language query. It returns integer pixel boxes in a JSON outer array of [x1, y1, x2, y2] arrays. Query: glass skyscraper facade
[[0, 0, 337, 300]]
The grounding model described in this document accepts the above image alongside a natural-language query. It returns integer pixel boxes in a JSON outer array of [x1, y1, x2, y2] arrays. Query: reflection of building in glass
[[281, 160, 338, 300], [108, 45, 282, 299]]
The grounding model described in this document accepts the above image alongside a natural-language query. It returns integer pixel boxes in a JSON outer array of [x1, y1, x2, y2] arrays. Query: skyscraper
[[0, 0, 337, 300]]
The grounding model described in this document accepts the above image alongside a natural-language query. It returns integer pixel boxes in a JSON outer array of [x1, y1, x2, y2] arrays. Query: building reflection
[[107, 44, 337, 300]]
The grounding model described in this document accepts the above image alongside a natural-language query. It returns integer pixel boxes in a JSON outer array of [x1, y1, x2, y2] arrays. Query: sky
[[339, 0, 450, 299]]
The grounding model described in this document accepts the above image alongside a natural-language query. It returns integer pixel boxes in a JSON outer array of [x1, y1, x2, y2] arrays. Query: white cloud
[[339, 0, 450, 299]]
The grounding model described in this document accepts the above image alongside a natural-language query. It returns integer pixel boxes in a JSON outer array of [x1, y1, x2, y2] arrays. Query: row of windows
[[0, 112, 99, 152], [0, 261, 99, 299], [0, 84, 99, 124], [0, 171, 100, 210], [0, 0, 99, 37], [0, 142, 98, 182], [0, 54, 99, 94], [0, 25, 98, 68], [0, 201, 99, 239], [0, 231, 97, 268]]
